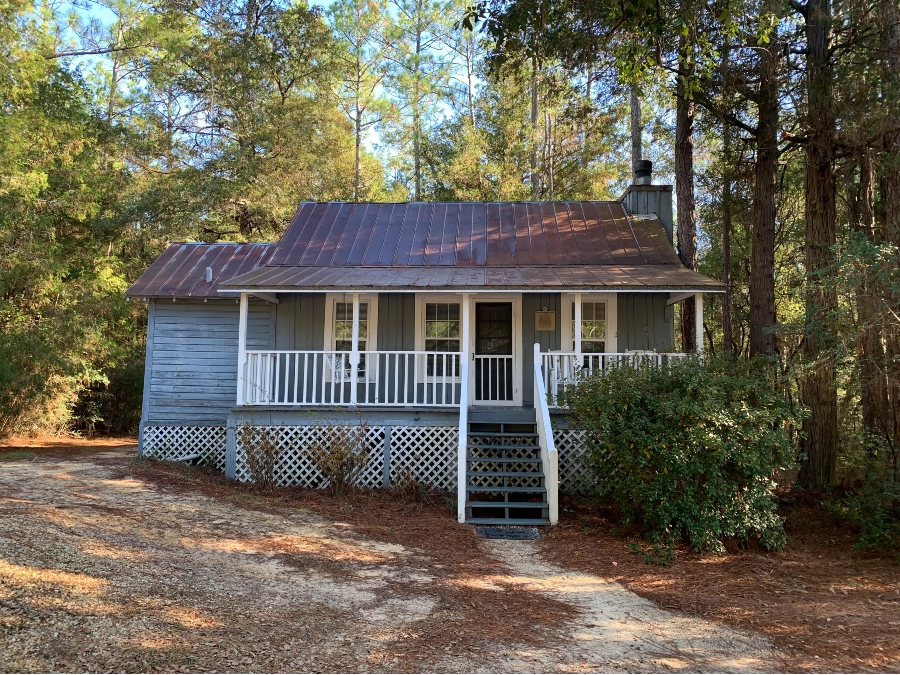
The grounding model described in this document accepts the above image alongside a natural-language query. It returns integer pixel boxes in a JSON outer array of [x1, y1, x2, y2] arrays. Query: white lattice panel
[[235, 425, 385, 488], [389, 426, 458, 491], [142, 425, 227, 472], [553, 427, 595, 493]]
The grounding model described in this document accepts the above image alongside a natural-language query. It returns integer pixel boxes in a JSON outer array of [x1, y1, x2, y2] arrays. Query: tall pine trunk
[[675, 36, 697, 352], [880, 0, 900, 471], [630, 86, 642, 176], [800, 0, 839, 489], [749, 26, 779, 357], [851, 149, 886, 446]]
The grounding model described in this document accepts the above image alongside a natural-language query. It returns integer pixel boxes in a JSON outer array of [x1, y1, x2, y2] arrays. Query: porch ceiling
[[216, 263, 725, 292]]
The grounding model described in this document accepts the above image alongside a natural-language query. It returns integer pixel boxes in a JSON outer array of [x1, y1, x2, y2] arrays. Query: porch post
[[350, 292, 360, 405], [695, 293, 704, 353], [237, 292, 249, 406], [574, 292, 583, 366], [461, 293, 472, 405]]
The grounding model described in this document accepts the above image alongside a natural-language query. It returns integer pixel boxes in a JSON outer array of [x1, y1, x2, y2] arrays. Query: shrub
[[237, 425, 281, 491], [564, 355, 800, 555], [828, 478, 900, 557], [308, 424, 372, 497]]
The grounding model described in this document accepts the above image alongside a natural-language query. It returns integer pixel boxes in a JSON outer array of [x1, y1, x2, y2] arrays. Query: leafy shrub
[[308, 425, 372, 497], [564, 355, 800, 555], [237, 425, 281, 491], [827, 479, 900, 557]]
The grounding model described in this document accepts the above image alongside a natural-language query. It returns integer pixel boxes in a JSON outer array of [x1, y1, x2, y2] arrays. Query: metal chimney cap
[[634, 160, 653, 184]]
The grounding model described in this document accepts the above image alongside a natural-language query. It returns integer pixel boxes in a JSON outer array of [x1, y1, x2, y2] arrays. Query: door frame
[[469, 294, 522, 406]]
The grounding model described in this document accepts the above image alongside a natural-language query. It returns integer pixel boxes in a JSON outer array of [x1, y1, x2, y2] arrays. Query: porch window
[[334, 301, 368, 375], [572, 301, 606, 353], [425, 302, 460, 377]]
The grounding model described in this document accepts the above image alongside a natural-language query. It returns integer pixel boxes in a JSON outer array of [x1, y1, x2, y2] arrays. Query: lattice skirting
[[235, 424, 458, 490], [553, 427, 595, 494], [141, 425, 227, 473]]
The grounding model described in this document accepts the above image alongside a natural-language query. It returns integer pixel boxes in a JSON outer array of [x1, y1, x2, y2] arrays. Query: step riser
[[465, 422, 547, 525]]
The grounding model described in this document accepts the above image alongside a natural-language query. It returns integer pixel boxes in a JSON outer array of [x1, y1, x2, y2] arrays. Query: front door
[[474, 302, 515, 404]]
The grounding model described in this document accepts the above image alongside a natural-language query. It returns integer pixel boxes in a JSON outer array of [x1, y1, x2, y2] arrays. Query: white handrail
[[541, 351, 688, 407], [241, 350, 461, 407], [456, 356, 469, 523], [534, 343, 559, 525]]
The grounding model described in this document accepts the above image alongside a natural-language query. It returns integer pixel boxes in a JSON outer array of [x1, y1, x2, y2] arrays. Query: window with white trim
[[333, 301, 369, 377], [572, 301, 606, 353], [424, 302, 460, 376]]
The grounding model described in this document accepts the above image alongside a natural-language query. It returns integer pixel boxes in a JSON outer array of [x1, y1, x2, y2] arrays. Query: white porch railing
[[533, 344, 559, 524], [242, 350, 461, 407], [541, 351, 689, 407], [473, 355, 514, 402]]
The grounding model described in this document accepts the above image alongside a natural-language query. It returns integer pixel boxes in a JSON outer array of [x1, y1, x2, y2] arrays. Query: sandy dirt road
[[0, 445, 778, 673]]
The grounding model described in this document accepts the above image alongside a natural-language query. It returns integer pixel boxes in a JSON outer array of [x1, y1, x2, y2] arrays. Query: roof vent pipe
[[205, 267, 213, 283], [634, 159, 653, 185]]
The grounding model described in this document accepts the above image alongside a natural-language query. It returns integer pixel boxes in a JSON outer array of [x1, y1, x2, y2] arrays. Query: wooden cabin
[[126, 177, 724, 526]]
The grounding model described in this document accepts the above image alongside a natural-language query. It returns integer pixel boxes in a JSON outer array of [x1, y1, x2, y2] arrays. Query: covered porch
[[234, 289, 705, 410]]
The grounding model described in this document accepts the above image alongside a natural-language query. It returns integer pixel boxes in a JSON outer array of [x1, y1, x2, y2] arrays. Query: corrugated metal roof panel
[[263, 201, 681, 267], [125, 242, 274, 298]]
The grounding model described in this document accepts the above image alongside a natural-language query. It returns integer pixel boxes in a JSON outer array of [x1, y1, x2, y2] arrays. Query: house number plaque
[[535, 311, 555, 331]]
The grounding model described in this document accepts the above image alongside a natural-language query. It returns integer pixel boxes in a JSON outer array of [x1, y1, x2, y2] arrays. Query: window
[[572, 301, 606, 353], [425, 303, 460, 376], [333, 301, 368, 376]]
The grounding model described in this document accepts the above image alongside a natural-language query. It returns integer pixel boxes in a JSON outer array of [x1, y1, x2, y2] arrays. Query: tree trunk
[[630, 86, 642, 177], [852, 149, 886, 447], [799, 0, 839, 489], [879, 0, 900, 472], [675, 36, 697, 352], [531, 55, 540, 200], [749, 25, 779, 357], [721, 36, 734, 358]]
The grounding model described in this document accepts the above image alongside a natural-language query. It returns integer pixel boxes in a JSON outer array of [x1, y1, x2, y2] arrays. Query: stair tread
[[466, 500, 549, 508], [467, 432, 539, 437], [466, 471, 545, 477], [466, 517, 550, 525], [467, 444, 539, 450], [466, 486, 546, 493]]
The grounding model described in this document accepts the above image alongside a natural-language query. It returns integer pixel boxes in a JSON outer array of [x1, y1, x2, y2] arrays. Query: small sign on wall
[[535, 311, 556, 332]]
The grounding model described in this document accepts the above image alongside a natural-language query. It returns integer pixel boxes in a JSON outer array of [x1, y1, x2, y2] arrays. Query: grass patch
[[0, 450, 35, 461]]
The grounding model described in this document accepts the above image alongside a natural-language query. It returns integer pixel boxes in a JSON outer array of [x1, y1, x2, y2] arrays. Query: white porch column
[[236, 292, 249, 406], [695, 293, 704, 354], [574, 292, 583, 367], [457, 292, 471, 523], [461, 293, 472, 405], [350, 292, 361, 405]]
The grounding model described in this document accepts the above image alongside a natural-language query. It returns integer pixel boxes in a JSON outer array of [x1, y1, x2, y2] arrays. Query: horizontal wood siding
[[146, 299, 273, 424], [617, 293, 674, 352], [523, 293, 562, 406]]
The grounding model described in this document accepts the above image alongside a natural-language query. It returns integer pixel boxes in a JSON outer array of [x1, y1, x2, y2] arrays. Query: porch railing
[[540, 351, 689, 407], [241, 350, 461, 407]]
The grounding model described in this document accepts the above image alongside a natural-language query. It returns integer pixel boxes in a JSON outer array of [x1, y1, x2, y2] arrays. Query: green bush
[[564, 355, 800, 555], [828, 479, 900, 557]]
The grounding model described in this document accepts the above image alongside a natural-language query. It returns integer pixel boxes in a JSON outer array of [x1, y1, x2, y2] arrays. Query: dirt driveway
[[1, 441, 780, 673]]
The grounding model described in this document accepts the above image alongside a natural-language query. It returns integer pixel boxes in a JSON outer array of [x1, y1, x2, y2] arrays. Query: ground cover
[[0, 437, 896, 673]]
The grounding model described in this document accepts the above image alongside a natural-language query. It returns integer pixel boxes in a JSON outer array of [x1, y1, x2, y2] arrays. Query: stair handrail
[[534, 343, 559, 524], [456, 355, 469, 523]]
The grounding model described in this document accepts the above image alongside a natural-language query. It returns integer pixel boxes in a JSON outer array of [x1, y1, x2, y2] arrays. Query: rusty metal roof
[[218, 264, 724, 292], [125, 242, 275, 298], [268, 201, 681, 267], [127, 203, 725, 296]]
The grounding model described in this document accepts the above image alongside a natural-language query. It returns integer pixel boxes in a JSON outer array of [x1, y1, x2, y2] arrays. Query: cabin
[[126, 170, 724, 526]]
